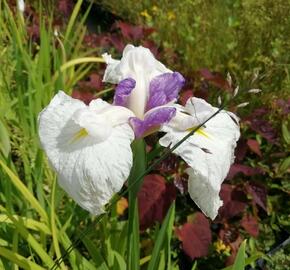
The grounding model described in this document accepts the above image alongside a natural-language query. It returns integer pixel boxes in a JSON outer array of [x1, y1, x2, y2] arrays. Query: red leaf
[[246, 108, 279, 144], [78, 73, 103, 91], [108, 34, 125, 52], [246, 182, 267, 211], [227, 164, 263, 180], [226, 236, 243, 266], [247, 139, 262, 157], [173, 173, 188, 195], [176, 213, 212, 259], [156, 154, 179, 173], [199, 68, 231, 91], [241, 214, 259, 237], [58, 0, 74, 16], [219, 228, 243, 265], [235, 139, 248, 162], [71, 90, 95, 105], [179, 89, 193, 106], [275, 98, 290, 115], [218, 184, 247, 220], [138, 174, 176, 230], [115, 21, 154, 41]]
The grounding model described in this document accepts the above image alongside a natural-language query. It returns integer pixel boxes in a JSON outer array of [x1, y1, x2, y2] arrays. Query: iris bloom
[[39, 45, 240, 219]]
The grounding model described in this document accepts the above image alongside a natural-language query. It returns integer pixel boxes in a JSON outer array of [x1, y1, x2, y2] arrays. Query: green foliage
[[100, 0, 290, 95]]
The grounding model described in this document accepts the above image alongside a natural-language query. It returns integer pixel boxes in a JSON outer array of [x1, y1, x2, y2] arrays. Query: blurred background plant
[[0, 0, 289, 269]]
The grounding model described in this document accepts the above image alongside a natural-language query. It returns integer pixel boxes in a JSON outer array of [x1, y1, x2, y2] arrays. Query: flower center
[[72, 108, 113, 143]]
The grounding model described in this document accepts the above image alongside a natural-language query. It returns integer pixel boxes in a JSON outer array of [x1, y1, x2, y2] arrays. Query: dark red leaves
[[246, 182, 267, 211], [275, 98, 290, 115], [235, 139, 248, 162], [176, 213, 212, 259], [58, 0, 74, 17], [78, 73, 103, 92], [218, 184, 247, 220], [246, 108, 279, 144], [72, 73, 103, 104], [247, 139, 262, 157], [173, 173, 188, 195], [71, 90, 95, 105], [156, 154, 180, 174], [115, 21, 155, 41], [227, 164, 264, 180], [179, 89, 194, 106], [199, 68, 231, 91], [241, 214, 259, 237], [138, 174, 176, 230], [219, 227, 243, 265], [250, 119, 278, 144]]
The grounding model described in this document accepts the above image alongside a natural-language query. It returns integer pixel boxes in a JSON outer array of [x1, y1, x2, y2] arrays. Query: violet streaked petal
[[130, 107, 176, 138], [113, 78, 136, 106], [147, 72, 185, 110]]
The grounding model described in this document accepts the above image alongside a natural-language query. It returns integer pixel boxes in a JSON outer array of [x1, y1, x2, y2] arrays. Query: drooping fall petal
[[38, 91, 134, 215], [160, 98, 240, 219]]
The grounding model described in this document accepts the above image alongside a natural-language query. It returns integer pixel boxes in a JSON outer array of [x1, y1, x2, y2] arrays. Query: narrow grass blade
[[0, 159, 48, 222], [0, 246, 46, 270], [222, 251, 264, 270], [50, 178, 66, 270], [147, 203, 175, 270], [0, 214, 51, 235], [0, 206, 54, 268]]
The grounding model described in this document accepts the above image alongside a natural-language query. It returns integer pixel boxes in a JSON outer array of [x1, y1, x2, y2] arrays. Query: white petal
[[159, 99, 240, 219], [184, 97, 215, 122], [102, 44, 171, 118], [39, 91, 134, 215], [89, 99, 135, 126], [102, 53, 121, 84]]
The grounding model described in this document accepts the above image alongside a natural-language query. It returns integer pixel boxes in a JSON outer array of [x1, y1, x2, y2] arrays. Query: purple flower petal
[[113, 78, 136, 106], [147, 72, 185, 110], [130, 107, 176, 138]]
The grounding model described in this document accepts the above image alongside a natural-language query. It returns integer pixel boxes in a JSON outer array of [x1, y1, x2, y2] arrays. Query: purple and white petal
[[147, 72, 185, 110], [130, 107, 176, 138], [102, 44, 172, 118], [113, 78, 136, 106]]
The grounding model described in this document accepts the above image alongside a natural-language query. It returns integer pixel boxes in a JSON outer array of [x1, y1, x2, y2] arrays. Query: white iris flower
[[39, 92, 134, 215], [38, 44, 240, 220]]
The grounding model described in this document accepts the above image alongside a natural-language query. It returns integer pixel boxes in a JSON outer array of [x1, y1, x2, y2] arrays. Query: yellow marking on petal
[[187, 126, 210, 138], [70, 128, 88, 144]]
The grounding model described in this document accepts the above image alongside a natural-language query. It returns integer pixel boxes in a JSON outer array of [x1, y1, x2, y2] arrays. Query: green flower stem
[[127, 139, 147, 270]]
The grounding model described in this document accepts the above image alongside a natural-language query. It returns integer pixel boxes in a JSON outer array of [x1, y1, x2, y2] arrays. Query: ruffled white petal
[[102, 53, 121, 84], [159, 97, 240, 219], [102, 44, 171, 118], [39, 91, 134, 215]]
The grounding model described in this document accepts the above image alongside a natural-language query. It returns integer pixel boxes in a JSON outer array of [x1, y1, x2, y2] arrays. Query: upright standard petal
[[102, 44, 171, 118], [159, 98, 240, 219], [113, 78, 136, 106], [39, 91, 134, 215], [146, 72, 185, 110]]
